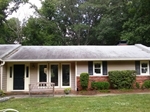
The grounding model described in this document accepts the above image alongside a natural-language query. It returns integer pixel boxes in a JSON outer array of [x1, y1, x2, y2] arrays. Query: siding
[[77, 62, 88, 75], [0, 67, 1, 87], [30, 63, 38, 84], [71, 62, 75, 90], [108, 61, 135, 71], [2, 64, 7, 92]]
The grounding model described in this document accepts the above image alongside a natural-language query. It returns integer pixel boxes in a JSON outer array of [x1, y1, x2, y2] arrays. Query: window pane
[[142, 63, 147, 67], [95, 63, 101, 68], [39, 65, 47, 82], [95, 69, 101, 74], [51, 65, 58, 86], [62, 65, 70, 86], [142, 68, 147, 73]]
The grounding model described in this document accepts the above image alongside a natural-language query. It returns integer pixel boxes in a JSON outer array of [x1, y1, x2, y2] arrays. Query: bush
[[142, 80, 150, 89], [136, 82, 140, 89], [80, 73, 89, 90], [91, 82, 110, 90], [109, 70, 136, 89], [0, 90, 5, 97]]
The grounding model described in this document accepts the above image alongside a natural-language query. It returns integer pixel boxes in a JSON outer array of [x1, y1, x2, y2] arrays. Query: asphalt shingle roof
[[0, 44, 20, 59], [1, 44, 150, 61]]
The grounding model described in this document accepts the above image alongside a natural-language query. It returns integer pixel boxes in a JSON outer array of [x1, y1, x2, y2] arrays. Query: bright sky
[[8, 0, 42, 21]]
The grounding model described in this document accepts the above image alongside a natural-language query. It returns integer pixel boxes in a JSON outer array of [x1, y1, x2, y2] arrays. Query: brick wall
[[77, 76, 150, 90]]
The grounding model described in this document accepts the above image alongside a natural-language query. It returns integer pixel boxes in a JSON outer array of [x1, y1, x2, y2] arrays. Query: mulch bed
[[76, 89, 150, 95]]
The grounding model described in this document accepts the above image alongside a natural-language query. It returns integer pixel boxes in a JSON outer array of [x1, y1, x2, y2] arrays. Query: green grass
[[0, 94, 150, 112]]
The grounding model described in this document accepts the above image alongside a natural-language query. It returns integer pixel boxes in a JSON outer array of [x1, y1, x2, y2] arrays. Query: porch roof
[[0, 44, 20, 59], [2, 44, 150, 61]]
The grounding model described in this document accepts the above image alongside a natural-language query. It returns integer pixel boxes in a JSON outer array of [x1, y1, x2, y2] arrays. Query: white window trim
[[49, 63, 60, 88], [140, 61, 149, 75], [61, 63, 71, 88], [38, 63, 48, 82], [93, 62, 102, 76]]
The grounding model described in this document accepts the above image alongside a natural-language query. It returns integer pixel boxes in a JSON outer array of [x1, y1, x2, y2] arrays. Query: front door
[[13, 65, 25, 90]]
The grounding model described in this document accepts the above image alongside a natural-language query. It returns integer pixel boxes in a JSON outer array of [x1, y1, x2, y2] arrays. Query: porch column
[[0, 59, 5, 90], [75, 61, 77, 91]]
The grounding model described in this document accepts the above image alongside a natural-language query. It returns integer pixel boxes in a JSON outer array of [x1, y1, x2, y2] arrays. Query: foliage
[[91, 81, 110, 90], [142, 80, 150, 89], [0, 90, 5, 97], [121, 0, 150, 46], [135, 82, 140, 89], [108, 70, 136, 89], [80, 73, 89, 90], [64, 88, 71, 94]]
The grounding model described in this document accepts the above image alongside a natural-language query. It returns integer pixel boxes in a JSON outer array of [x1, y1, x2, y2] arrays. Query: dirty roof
[[0, 44, 20, 58], [2, 44, 150, 61]]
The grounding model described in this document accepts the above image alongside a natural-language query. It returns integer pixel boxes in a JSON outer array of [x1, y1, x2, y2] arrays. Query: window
[[93, 62, 102, 75], [39, 65, 47, 82], [61, 64, 71, 87], [51, 64, 58, 86], [141, 61, 149, 75]]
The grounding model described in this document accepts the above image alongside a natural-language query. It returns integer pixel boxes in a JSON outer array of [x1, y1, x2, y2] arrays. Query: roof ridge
[[2, 45, 22, 59], [135, 44, 150, 53]]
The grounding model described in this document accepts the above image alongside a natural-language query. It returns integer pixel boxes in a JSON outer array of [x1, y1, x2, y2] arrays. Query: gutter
[[0, 59, 5, 90]]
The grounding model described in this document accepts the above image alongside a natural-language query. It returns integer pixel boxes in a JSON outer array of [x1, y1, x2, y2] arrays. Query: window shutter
[[88, 61, 93, 75], [149, 61, 150, 74], [135, 61, 140, 75], [102, 61, 107, 75]]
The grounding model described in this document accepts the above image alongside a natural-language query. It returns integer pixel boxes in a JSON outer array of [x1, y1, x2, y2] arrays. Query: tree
[[22, 17, 62, 45], [0, 0, 28, 44], [53, 0, 108, 45], [121, 0, 150, 46]]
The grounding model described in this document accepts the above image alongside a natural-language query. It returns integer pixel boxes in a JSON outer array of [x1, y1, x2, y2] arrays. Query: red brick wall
[[136, 76, 150, 87], [77, 76, 150, 90]]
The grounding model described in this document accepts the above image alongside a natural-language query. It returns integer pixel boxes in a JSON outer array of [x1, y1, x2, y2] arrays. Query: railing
[[29, 82, 55, 97]]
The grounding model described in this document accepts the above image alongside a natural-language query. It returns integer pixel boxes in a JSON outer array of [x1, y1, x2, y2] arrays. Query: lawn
[[0, 94, 150, 112]]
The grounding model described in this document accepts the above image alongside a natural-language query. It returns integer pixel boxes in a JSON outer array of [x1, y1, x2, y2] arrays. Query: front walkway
[[3, 91, 150, 99]]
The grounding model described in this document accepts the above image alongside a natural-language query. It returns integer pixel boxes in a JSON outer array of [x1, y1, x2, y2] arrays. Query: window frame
[[49, 63, 59, 88], [140, 61, 149, 75], [93, 62, 102, 76], [61, 63, 71, 88], [38, 63, 48, 82]]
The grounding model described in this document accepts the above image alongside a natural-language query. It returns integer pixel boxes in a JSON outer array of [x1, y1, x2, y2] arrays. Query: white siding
[[108, 61, 135, 71], [77, 62, 88, 76]]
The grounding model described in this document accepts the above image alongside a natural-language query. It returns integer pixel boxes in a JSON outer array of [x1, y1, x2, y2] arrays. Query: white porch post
[[0, 59, 5, 90], [75, 61, 77, 91], [0, 66, 3, 90]]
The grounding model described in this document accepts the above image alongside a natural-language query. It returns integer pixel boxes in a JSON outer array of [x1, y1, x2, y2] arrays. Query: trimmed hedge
[[109, 70, 136, 89], [80, 73, 89, 90], [142, 80, 150, 89], [91, 82, 110, 90]]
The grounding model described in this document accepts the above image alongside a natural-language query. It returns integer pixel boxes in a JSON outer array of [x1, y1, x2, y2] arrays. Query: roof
[[0, 44, 21, 58], [1, 44, 150, 61]]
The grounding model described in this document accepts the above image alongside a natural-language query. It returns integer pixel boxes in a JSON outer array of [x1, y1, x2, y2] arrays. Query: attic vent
[[118, 40, 127, 46]]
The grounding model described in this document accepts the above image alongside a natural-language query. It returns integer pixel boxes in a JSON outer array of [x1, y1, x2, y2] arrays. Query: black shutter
[[102, 61, 107, 75], [135, 61, 140, 75], [88, 61, 93, 75], [149, 61, 150, 74]]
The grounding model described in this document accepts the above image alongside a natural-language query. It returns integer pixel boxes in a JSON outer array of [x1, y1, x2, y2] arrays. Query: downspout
[[0, 59, 5, 90]]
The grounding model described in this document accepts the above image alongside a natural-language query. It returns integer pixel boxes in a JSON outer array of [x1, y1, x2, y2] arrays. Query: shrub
[[142, 80, 150, 89], [108, 70, 136, 89], [0, 90, 5, 97], [80, 73, 89, 90], [91, 82, 110, 90], [135, 82, 140, 89]]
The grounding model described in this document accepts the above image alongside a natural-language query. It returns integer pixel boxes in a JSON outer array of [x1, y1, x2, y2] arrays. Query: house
[[0, 44, 150, 93]]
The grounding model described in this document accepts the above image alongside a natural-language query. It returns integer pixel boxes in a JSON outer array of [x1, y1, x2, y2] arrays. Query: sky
[[8, 0, 42, 21]]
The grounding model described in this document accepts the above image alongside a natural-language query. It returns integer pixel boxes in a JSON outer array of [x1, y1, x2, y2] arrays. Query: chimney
[[118, 40, 127, 46]]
